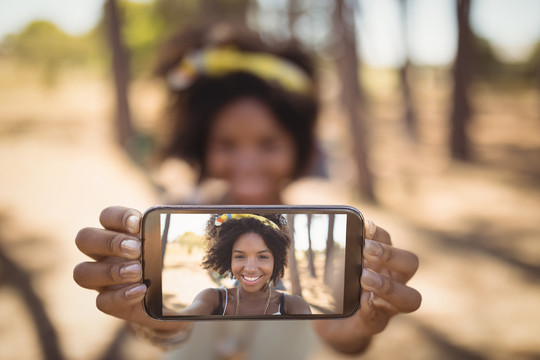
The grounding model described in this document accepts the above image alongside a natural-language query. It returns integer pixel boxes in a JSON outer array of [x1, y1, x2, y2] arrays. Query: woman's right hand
[[73, 206, 182, 332]]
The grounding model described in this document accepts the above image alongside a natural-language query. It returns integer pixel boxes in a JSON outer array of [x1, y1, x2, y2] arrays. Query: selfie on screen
[[160, 212, 348, 317]]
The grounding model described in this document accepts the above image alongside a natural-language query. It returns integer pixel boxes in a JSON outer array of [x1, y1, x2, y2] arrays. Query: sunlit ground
[[162, 244, 339, 315], [1, 61, 539, 359]]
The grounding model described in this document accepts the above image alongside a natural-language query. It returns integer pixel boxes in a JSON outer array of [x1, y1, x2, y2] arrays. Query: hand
[[313, 219, 421, 354], [73, 206, 184, 332]]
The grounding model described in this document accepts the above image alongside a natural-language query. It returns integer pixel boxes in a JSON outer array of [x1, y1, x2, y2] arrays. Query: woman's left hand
[[313, 220, 421, 354]]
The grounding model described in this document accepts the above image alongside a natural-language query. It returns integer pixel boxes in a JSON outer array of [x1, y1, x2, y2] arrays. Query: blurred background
[[0, 0, 539, 359]]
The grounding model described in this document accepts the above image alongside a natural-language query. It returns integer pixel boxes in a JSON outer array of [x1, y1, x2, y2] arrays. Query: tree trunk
[[399, 0, 417, 140], [161, 213, 171, 264], [332, 0, 375, 202], [323, 214, 335, 285], [287, 214, 303, 296], [288, 0, 302, 42], [306, 214, 317, 278], [200, 0, 218, 22], [450, 0, 473, 160], [104, 0, 134, 151], [200, 0, 249, 24], [0, 248, 65, 360]]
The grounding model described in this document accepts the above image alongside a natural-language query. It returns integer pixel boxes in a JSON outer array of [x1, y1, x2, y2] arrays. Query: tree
[[154, 0, 249, 34], [287, 214, 303, 297], [450, 0, 473, 160], [2, 21, 98, 85], [323, 214, 335, 285], [200, 0, 249, 23], [332, 0, 375, 202], [306, 214, 317, 278], [287, 0, 302, 42], [0, 247, 65, 360], [104, 0, 135, 152], [399, 0, 418, 140], [161, 212, 171, 263]]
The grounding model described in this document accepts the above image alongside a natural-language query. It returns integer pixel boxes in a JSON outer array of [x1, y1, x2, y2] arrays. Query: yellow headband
[[167, 47, 311, 95], [215, 213, 281, 231]]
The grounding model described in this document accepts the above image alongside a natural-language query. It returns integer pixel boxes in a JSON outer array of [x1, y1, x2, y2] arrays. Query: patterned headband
[[215, 213, 281, 232], [166, 47, 311, 95]]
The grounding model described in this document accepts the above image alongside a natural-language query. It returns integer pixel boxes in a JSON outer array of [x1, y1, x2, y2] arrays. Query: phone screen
[[142, 205, 364, 320]]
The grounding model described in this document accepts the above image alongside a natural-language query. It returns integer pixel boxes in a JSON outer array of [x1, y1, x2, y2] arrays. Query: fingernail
[[126, 214, 140, 233], [121, 239, 141, 257], [365, 219, 377, 239], [365, 239, 382, 257], [125, 284, 146, 299], [362, 269, 382, 289], [369, 291, 374, 307], [120, 263, 141, 279]]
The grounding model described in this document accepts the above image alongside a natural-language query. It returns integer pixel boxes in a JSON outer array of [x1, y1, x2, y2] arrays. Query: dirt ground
[[162, 244, 338, 315], [1, 64, 539, 360]]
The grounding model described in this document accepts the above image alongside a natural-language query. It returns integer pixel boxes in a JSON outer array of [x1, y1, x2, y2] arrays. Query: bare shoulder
[[180, 287, 220, 315], [284, 294, 312, 315], [194, 287, 220, 304]]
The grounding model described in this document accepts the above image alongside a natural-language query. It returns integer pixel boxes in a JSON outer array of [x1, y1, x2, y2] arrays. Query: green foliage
[[118, 0, 165, 76], [153, 0, 201, 36], [119, 0, 250, 76], [5, 21, 83, 64], [524, 41, 540, 83], [473, 35, 540, 87], [1, 20, 105, 85], [0, 0, 252, 82], [173, 231, 203, 254], [153, 0, 249, 35]]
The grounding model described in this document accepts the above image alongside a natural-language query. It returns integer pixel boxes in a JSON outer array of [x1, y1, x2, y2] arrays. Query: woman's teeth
[[243, 275, 262, 282]]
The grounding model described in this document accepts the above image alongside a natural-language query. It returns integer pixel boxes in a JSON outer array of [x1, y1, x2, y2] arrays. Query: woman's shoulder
[[194, 287, 222, 304], [282, 293, 305, 304], [282, 293, 312, 314]]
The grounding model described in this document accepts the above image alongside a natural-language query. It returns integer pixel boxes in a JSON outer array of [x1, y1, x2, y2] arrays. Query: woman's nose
[[244, 258, 257, 272], [233, 150, 259, 173]]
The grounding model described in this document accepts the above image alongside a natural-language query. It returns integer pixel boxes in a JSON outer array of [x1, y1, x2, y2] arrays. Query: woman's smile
[[241, 274, 264, 285]]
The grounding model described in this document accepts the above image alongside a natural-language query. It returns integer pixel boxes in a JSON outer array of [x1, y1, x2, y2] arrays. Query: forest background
[[0, 0, 539, 359]]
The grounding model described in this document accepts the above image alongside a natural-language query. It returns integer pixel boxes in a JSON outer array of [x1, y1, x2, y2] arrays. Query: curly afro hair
[[202, 214, 290, 285], [154, 23, 319, 180]]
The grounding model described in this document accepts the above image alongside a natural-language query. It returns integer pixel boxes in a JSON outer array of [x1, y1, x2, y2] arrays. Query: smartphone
[[141, 205, 364, 320]]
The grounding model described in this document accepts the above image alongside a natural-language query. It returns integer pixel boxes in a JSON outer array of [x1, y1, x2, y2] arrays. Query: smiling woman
[[178, 213, 311, 316]]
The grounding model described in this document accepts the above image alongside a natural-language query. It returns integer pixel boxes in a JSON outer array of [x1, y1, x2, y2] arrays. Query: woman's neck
[[221, 193, 285, 205], [235, 284, 272, 315], [237, 284, 271, 300]]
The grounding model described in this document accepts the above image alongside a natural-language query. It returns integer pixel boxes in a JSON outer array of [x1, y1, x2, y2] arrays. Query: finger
[[359, 290, 375, 319], [363, 239, 419, 282], [356, 291, 389, 334], [364, 219, 377, 239], [372, 226, 391, 245], [363, 219, 391, 245], [96, 283, 147, 316], [361, 269, 421, 313], [363, 259, 383, 275], [73, 260, 142, 290], [99, 206, 142, 234], [76, 227, 141, 261]]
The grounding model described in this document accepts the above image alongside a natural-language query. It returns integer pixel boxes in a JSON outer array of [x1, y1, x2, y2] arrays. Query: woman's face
[[231, 232, 274, 293], [205, 97, 296, 204]]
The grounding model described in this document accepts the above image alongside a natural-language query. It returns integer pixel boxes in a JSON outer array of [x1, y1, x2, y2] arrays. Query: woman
[[74, 23, 420, 357], [181, 213, 311, 316]]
